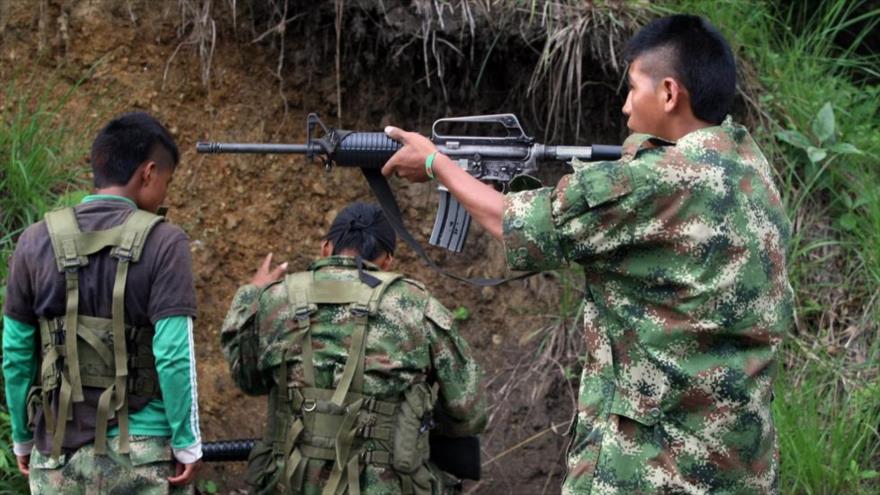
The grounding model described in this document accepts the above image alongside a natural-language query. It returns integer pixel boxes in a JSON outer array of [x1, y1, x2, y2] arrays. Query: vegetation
[[0, 77, 91, 492]]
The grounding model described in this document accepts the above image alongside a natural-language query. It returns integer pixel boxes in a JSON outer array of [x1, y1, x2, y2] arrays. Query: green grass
[[0, 76, 92, 492], [652, 1, 880, 493], [774, 340, 880, 494]]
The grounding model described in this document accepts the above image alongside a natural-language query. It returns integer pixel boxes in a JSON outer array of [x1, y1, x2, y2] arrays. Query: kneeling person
[[221, 203, 487, 494]]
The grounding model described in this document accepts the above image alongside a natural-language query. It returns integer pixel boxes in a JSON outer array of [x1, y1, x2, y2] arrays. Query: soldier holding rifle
[[382, 14, 793, 495]]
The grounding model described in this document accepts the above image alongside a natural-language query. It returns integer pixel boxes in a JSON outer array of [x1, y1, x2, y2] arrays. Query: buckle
[[350, 304, 369, 318], [294, 306, 311, 324], [113, 247, 133, 262], [62, 256, 82, 271], [302, 400, 317, 413]]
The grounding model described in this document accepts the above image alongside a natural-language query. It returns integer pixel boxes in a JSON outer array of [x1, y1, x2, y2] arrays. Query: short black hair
[[90, 112, 180, 187], [625, 15, 736, 124], [325, 203, 396, 261]]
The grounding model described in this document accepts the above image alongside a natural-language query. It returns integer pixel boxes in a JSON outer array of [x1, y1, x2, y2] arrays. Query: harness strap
[[41, 207, 163, 459], [279, 270, 405, 494], [105, 248, 132, 456], [287, 272, 316, 389], [50, 269, 81, 459]]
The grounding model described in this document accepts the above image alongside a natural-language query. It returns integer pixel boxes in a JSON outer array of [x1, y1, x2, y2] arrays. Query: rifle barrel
[[196, 142, 317, 154], [545, 145, 622, 162]]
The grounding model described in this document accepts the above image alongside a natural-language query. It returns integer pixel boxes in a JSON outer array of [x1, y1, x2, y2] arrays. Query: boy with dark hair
[[221, 202, 486, 494], [3, 112, 202, 493], [624, 14, 736, 125], [381, 14, 793, 495]]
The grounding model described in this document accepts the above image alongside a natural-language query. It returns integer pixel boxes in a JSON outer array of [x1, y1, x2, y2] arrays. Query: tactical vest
[[251, 270, 439, 495], [33, 207, 164, 459]]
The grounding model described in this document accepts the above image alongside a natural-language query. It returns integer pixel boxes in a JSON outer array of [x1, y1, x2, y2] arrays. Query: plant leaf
[[812, 102, 835, 144], [839, 213, 859, 231], [807, 146, 827, 163], [776, 129, 811, 150], [830, 142, 862, 155]]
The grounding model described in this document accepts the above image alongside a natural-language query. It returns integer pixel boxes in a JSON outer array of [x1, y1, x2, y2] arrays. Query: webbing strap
[[45, 208, 87, 271], [64, 272, 84, 403], [40, 207, 162, 458], [330, 316, 367, 406], [286, 272, 316, 388], [280, 419, 304, 492], [309, 280, 374, 304], [66, 227, 127, 256], [281, 270, 404, 494], [49, 376, 72, 459], [94, 385, 115, 454], [50, 270, 83, 458], [111, 258, 131, 454]]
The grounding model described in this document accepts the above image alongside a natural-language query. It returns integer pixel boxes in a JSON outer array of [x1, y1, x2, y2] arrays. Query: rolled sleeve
[[502, 187, 567, 271]]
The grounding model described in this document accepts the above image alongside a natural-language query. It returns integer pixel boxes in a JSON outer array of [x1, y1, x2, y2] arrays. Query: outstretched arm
[[381, 127, 504, 240], [220, 254, 288, 395]]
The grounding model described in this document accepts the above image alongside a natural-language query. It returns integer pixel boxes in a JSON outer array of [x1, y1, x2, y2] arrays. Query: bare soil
[[0, 3, 623, 493]]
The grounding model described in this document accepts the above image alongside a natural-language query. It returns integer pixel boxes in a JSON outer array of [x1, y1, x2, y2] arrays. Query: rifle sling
[[360, 168, 537, 287]]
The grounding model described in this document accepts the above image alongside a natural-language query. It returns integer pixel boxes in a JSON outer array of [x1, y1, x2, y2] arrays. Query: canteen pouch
[[245, 439, 281, 493], [392, 383, 436, 473]]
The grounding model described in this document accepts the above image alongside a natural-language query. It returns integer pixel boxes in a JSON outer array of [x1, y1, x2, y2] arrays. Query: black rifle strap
[[360, 168, 538, 287]]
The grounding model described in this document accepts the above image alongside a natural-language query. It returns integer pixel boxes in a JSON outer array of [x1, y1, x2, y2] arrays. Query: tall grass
[[0, 77, 92, 492], [656, 1, 880, 493]]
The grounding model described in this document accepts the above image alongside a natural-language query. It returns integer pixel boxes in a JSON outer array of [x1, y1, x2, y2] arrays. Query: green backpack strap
[[43, 207, 163, 458], [285, 272, 317, 388], [95, 209, 163, 456], [278, 270, 403, 495], [322, 272, 402, 495], [44, 208, 90, 458]]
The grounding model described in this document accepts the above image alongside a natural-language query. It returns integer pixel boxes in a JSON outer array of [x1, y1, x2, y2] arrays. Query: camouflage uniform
[[503, 118, 793, 494], [28, 436, 192, 495], [221, 256, 486, 494]]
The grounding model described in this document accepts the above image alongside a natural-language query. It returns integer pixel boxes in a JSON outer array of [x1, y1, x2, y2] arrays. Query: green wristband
[[425, 152, 437, 180]]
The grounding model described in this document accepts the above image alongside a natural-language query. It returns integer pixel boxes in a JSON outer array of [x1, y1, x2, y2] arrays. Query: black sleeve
[[147, 224, 198, 324], [3, 227, 39, 326]]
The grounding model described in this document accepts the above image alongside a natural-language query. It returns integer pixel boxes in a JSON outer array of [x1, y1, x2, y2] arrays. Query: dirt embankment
[[1, 2, 631, 492]]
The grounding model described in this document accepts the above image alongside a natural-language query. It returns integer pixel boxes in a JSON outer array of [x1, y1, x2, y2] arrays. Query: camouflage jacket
[[503, 118, 793, 494], [221, 256, 486, 493]]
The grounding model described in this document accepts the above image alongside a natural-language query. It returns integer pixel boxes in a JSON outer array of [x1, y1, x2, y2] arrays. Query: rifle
[[202, 435, 481, 481], [197, 113, 621, 282]]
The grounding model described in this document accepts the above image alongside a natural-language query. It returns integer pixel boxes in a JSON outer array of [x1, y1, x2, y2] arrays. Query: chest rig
[[37, 206, 163, 459], [262, 270, 437, 495]]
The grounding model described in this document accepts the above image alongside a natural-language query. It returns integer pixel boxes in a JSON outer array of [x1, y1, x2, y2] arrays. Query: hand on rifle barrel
[[381, 126, 438, 182]]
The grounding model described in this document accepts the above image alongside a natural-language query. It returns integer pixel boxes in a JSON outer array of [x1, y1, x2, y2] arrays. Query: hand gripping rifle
[[197, 113, 621, 285]]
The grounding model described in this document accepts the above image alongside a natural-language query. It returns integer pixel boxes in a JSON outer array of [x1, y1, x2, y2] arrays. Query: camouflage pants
[[29, 436, 194, 495]]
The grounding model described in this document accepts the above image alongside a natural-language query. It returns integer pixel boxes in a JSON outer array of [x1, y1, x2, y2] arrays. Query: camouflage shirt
[[503, 118, 793, 494], [221, 256, 486, 493]]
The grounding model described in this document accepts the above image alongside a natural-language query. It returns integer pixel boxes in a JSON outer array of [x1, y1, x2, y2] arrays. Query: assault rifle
[[202, 435, 481, 481], [197, 113, 621, 283]]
